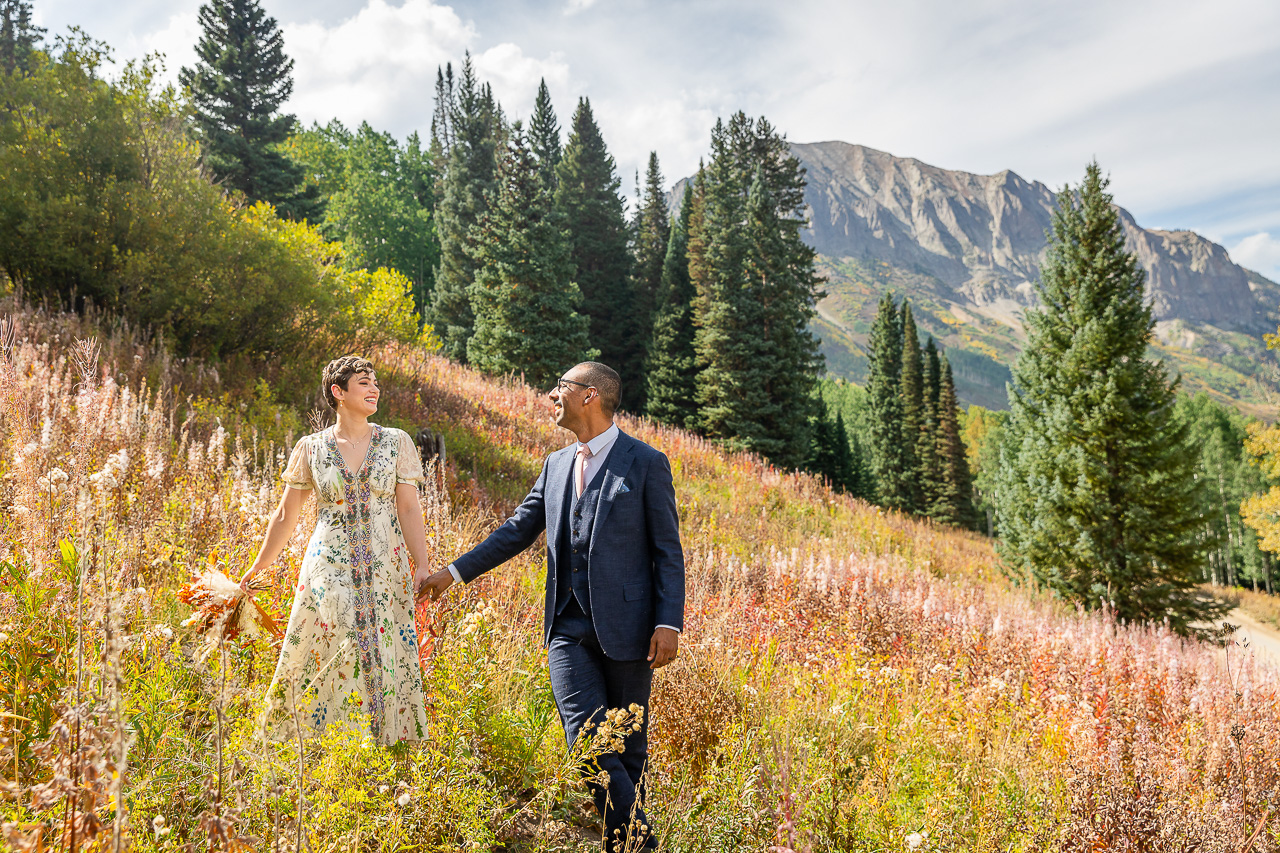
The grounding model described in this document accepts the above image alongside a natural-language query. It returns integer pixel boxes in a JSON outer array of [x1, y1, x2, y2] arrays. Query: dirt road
[[1221, 608, 1280, 670]]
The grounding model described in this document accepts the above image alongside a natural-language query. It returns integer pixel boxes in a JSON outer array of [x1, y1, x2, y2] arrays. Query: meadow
[[2, 298, 1279, 852]]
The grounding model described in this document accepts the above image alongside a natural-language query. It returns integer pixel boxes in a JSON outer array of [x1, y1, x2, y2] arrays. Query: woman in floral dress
[[239, 355, 430, 745]]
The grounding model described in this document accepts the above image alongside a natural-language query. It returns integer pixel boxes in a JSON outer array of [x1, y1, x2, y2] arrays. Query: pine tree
[[632, 152, 669, 365], [179, 0, 319, 220], [645, 183, 700, 430], [932, 356, 979, 529], [867, 293, 906, 508], [430, 63, 456, 160], [832, 410, 855, 493], [918, 336, 943, 516], [0, 0, 43, 76], [847, 432, 874, 502], [899, 302, 924, 513], [554, 98, 642, 404], [428, 54, 499, 362], [529, 78, 561, 195], [467, 125, 594, 388], [995, 162, 1218, 632], [692, 113, 824, 469]]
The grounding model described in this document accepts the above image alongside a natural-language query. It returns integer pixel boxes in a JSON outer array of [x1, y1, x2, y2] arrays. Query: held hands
[[416, 567, 455, 603], [647, 626, 679, 670]]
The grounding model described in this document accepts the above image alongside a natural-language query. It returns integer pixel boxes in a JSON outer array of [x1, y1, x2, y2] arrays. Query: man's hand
[[647, 626, 679, 670], [417, 568, 455, 603]]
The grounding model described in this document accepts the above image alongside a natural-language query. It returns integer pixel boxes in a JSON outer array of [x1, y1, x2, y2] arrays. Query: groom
[[419, 361, 685, 850]]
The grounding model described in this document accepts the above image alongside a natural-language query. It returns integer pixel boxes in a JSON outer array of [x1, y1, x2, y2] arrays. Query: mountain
[[677, 142, 1280, 413]]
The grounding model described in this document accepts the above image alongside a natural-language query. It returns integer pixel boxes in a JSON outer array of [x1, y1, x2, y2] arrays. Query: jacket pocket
[[623, 582, 650, 602]]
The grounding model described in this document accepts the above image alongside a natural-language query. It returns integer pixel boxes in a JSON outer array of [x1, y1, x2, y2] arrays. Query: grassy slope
[[3, 301, 1280, 851]]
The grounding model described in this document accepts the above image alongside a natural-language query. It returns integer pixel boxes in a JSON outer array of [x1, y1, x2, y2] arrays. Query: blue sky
[[32, 0, 1280, 280]]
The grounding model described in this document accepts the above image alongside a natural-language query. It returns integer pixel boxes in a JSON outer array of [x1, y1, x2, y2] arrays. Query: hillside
[[679, 142, 1280, 413], [3, 300, 1280, 850]]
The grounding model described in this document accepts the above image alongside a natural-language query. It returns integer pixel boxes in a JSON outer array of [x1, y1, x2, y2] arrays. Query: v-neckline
[[331, 424, 378, 478]]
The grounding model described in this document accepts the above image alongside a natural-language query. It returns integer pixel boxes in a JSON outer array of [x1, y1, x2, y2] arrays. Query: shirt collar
[[580, 422, 619, 457]]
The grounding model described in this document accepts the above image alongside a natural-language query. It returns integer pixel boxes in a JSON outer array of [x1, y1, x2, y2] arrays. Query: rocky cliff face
[[792, 140, 1272, 336]]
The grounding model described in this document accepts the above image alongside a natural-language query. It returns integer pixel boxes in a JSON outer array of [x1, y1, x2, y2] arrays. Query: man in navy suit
[[418, 361, 684, 850]]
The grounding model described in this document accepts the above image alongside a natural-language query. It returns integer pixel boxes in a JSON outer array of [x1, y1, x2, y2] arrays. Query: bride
[[239, 355, 430, 745]]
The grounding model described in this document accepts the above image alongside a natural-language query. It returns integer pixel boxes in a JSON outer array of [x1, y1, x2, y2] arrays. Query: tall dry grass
[[1, 298, 1278, 851]]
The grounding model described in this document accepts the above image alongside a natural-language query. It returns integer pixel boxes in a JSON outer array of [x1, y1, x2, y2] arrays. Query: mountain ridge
[[674, 141, 1279, 413]]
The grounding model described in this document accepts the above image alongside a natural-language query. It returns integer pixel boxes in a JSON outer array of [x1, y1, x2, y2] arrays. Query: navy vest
[[555, 456, 609, 618]]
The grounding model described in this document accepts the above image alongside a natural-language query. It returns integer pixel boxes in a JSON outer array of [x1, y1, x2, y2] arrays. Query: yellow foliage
[[1243, 419, 1280, 553], [1242, 326, 1280, 553]]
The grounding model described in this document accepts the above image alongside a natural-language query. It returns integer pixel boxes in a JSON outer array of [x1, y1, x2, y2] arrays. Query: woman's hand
[[239, 567, 259, 593]]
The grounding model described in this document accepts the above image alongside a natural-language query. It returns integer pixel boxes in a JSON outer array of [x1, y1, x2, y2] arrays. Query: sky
[[31, 0, 1280, 281]]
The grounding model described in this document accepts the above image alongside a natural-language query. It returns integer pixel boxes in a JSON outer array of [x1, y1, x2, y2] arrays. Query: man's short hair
[[322, 355, 376, 409], [576, 362, 621, 416]]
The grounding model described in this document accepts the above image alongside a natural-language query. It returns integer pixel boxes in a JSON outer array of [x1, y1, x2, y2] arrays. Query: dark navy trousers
[[548, 599, 655, 849]]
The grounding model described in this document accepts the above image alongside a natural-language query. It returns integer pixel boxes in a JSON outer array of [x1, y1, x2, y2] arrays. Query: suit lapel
[[546, 445, 574, 555], [588, 432, 636, 557]]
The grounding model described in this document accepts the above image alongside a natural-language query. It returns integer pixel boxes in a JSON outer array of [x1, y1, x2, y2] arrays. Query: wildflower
[[396, 792, 411, 807], [906, 831, 926, 849], [378, 784, 390, 794], [0, 632, 8, 644], [159, 626, 173, 640]]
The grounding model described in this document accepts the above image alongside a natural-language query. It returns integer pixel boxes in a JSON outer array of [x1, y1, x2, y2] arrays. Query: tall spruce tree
[[899, 302, 925, 513], [932, 356, 978, 529], [1, 0, 43, 76], [867, 292, 906, 508], [918, 336, 943, 516], [430, 63, 456, 159], [691, 113, 823, 469], [645, 183, 700, 430], [995, 162, 1218, 632], [629, 151, 669, 410], [529, 79, 561, 195], [554, 98, 643, 405], [467, 125, 593, 387], [428, 54, 499, 362], [180, 0, 319, 220]]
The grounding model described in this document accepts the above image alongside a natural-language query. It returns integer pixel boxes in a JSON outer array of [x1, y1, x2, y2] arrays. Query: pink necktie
[[574, 444, 593, 499]]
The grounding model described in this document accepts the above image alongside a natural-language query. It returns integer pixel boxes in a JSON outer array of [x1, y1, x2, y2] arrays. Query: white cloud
[[285, 0, 475, 132], [473, 43, 570, 122], [1229, 233, 1280, 281], [563, 0, 598, 15]]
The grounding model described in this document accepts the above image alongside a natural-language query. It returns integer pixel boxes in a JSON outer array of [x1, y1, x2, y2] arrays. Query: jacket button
[[573, 568, 579, 573]]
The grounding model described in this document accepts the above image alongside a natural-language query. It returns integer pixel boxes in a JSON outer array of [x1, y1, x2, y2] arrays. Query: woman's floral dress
[[262, 424, 428, 746]]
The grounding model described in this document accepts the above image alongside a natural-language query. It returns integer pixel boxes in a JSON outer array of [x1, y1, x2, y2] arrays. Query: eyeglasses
[[554, 377, 591, 394]]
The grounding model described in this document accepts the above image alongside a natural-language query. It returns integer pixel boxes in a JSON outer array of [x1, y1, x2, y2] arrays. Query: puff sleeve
[[282, 438, 314, 490], [396, 429, 425, 486]]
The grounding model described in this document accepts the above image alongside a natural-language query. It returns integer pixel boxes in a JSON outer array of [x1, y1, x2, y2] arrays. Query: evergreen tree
[[995, 162, 1218, 632], [179, 0, 319, 220], [467, 125, 593, 387], [428, 54, 499, 362], [918, 336, 943, 515], [0, 0, 43, 76], [932, 356, 979, 529], [529, 78, 561, 194], [868, 293, 907, 509], [630, 150, 670, 404], [430, 63, 456, 159], [691, 113, 824, 469], [555, 98, 642, 404], [832, 410, 855, 493], [847, 432, 874, 502], [899, 302, 924, 512], [645, 183, 700, 430]]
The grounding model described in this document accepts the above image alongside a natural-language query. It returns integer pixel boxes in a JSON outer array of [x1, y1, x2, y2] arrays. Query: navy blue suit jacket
[[451, 429, 685, 660]]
